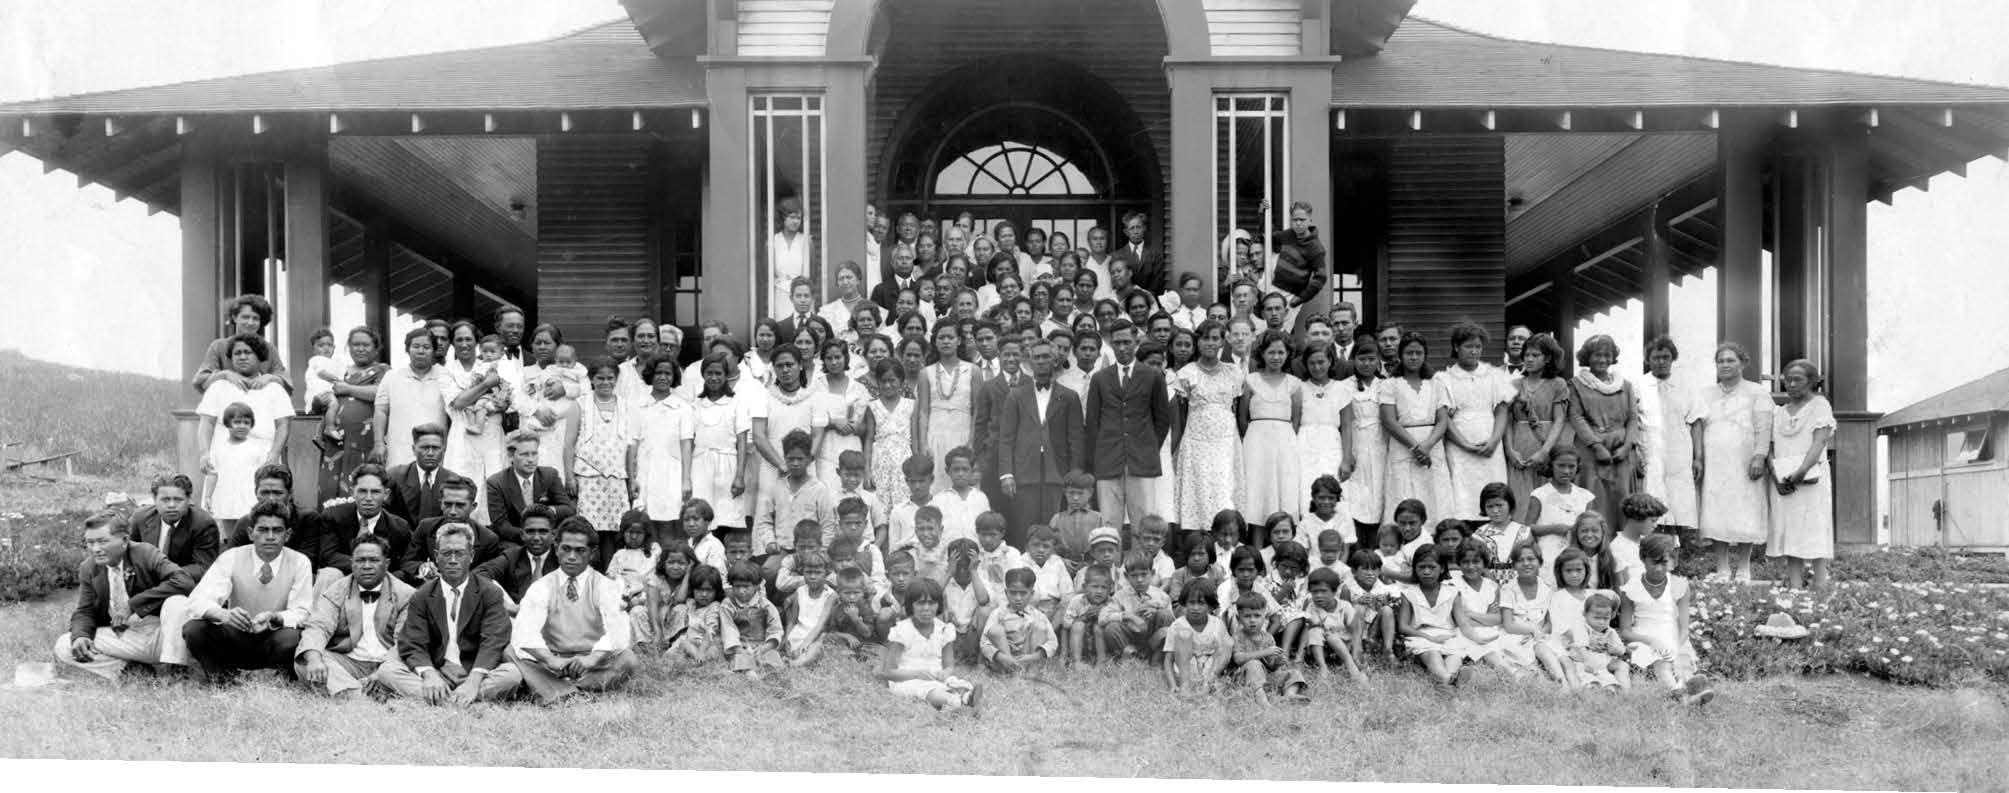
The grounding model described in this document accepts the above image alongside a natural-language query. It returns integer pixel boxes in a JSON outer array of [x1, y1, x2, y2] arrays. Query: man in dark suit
[[473, 504, 562, 610], [971, 333, 1026, 530], [54, 511, 194, 681], [870, 242, 920, 315], [400, 477, 507, 585], [378, 523, 523, 704], [130, 473, 220, 578], [1083, 319, 1173, 531], [774, 277, 819, 343], [998, 338, 1087, 549], [1109, 209, 1164, 292], [486, 430, 576, 545], [226, 463, 323, 562], [384, 424, 460, 525], [292, 534, 414, 697], [315, 463, 413, 585]]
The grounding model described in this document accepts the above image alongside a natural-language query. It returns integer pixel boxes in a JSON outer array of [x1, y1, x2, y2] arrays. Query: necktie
[[522, 477, 535, 503], [259, 561, 274, 585], [448, 584, 462, 615], [420, 471, 436, 516], [158, 521, 174, 555], [108, 565, 131, 624], [445, 584, 463, 653], [1119, 365, 1129, 389], [359, 589, 381, 604], [565, 576, 579, 602]]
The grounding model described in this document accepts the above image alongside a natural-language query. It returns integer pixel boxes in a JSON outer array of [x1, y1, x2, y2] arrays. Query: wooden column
[[283, 144, 330, 399], [1822, 123, 1876, 546], [179, 135, 222, 408], [1774, 146, 1814, 362], [1716, 117, 1766, 360], [701, 64, 752, 333], [1551, 262, 1577, 376], [1641, 201, 1672, 343], [824, 64, 869, 298], [1166, 63, 1215, 299]]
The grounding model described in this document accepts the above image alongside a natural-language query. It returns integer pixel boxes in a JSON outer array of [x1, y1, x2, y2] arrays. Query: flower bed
[[1673, 541, 2009, 585], [1691, 579, 2009, 687]]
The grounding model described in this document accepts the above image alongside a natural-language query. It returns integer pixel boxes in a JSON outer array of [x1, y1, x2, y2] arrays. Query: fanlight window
[[935, 141, 1097, 196]]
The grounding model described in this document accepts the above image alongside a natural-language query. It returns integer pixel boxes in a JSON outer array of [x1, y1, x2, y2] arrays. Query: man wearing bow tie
[[378, 523, 523, 704], [293, 534, 413, 697], [182, 501, 316, 684], [494, 307, 527, 432], [510, 518, 636, 705], [1083, 320, 1172, 532], [998, 338, 1086, 549], [54, 511, 195, 681]]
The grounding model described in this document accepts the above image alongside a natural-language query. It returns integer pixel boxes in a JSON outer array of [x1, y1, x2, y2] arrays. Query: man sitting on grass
[[54, 511, 194, 682], [293, 534, 414, 698], [510, 518, 638, 705], [182, 501, 316, 685], [377, 523, 523, 705]]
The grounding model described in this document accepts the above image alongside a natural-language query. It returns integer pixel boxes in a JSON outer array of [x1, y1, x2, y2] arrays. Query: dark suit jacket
[[485, 466, 576, 544], [971, 373, 1022, 485], [473, 544, 561, 602], [998, 380, 1087, 487], [384, 462, 463, 525], [399, 575, 514, 672], [316, 503, 413, 576], [1111, 242, 1165, 292], [228, 505, 324, 564], [870, 274, 920, 315], [128, 505, 220, 577], [1083, 362, 1172, 479], [400, 517, 508, 585], [776, 313, 816, 344], [68, 542, 192, 640]]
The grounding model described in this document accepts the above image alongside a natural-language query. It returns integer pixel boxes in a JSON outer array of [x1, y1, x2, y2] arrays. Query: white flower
[[1900, 655, 1913, 663]]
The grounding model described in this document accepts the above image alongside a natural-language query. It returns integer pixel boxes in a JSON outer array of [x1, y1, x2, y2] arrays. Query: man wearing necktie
[[386, 425, 462, 525], [53, 512, 194, 681], [971, 334, 1025, 534], [474, 506, 564, 613], [379, 523, 523, 704], [1110, 210, 1164, 292], [510, 518, 637, 705], [293, 534, 414, 697], [316, 464, 413, 586], [130, 473, 220, 579], [1083, 320, 1172, 536], [484, 431, 575, 545], [998, 338, 1087, 549], [401, 478, 507, 585], [870, 243, 918, 314], [181, 502, 316, 684]]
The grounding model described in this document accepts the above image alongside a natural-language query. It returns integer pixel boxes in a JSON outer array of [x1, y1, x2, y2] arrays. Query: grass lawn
[[2, 599, 2005, 788]]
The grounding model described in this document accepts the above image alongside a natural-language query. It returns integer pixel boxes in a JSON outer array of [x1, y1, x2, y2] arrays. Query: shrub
[[1690, 579, 2009, 687], [0, 511, 89, 602]]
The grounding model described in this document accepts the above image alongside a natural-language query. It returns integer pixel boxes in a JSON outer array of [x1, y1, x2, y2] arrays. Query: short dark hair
[[555, 517, 597, 548], [247, 500, 292, 529], [521, 504, 559, 529], [224, 332, 271, 363], [253, 463, 293, 491], [351, 533, 393, 557], [149, 473, 196, 498], [410, 423, 448, 444], [84, 510, 131, 537], [348, 463, 389, 489], [223, 294, 275, 328]]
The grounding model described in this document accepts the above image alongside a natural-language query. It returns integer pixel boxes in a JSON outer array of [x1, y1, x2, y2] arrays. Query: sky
[[2, 0, 2007, 418]]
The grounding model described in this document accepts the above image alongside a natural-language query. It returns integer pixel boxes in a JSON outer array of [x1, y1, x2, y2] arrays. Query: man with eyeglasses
[[398, 477, 505, 586], [293, 534, 413, 697], [509, 517, 636, 705], [377, 523, 522, 704]]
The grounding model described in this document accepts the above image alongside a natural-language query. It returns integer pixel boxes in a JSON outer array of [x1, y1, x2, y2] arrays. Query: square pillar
[[1821, 123, 1876, 546], [179, 135, 223, 408], [823, 66, 869, 295], [283, 144, 330, 400], [1641, 202, 1672, 343], [1716, 116, 1767, 361], [701, 65, 753, 335], [1167, 66, 1215, 299]]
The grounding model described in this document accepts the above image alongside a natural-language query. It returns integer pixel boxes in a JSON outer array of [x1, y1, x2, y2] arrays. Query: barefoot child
[[1618, 534, 1715, 704], [784, 549, 838, 666], [1301, 567, 1366, 680], [724, 560, 785, 678], [1101, 552, 1172, 662], [981, 567, 1056, 674], [1340, 549, 1399, 657], [1398, 544, 1475, 685], [942, 538, 992, 662], [637, 543, 694, 649], [682, 499, 729, 579], [1545, 547, 1596, 689], [1064, 564, 1119, 665], [1497, 541, 1568, 687], [669, 565, 731, 662], [1230, 594, 1311, 705], [1161, 586, 1232, 693], [877, 578, 982, 711]]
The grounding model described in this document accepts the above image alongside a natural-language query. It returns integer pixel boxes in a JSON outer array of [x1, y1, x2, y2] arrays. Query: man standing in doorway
[[1083, 320, 1171, 534], [1111, 210, 1163, 292]]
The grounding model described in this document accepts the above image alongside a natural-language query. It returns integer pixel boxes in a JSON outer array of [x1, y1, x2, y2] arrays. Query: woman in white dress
[[768, 197, 810, 321], [1438, 322, 1515, 523], [1767, 359, 1835, 589], [514, 324, 580, 482], [690, 351, 764, 530], [631, 356, 693, 547], [914, 322, 974, 494], [814, 339, 870, 483], [1241, 331, 1303, 524], [1296, 342, 1346, 504], [1338, 337, 1388, 548], [1644, 335, 1701, 530], [1138, 342, 1181, 529], [441, 321, 505, 520], [1379, 332, 1454, 527], [1175, 320, 1243, 532], [757, 346, 827, 502], [819, 260, 870, 336], [1695, 341, 1772, 582]]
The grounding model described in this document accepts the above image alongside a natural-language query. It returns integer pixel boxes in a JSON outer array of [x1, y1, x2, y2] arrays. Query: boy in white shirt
[[926, 446, 990, 543], [972, 512, 1022, 592], [1019, 524, 1074, 626]]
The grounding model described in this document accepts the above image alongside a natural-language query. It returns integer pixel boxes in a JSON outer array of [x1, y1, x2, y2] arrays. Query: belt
[[1402, 423, 1434, 429], [1251, 417, 1291, 424]]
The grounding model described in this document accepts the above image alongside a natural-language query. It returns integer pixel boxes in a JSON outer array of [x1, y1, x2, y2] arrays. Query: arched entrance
[[879, 56, 1161, 265]]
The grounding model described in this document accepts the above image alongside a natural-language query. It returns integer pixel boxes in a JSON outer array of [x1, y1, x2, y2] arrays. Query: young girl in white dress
[[1175, 320, 1244, 532], [1397, 544, 1477, 685], [1446, 538, 1527, 677], [1296, 343, 1347, 508], [1527, 449, 1595, 587], [1437, 322, 1516, 522], [1618, 534, 1715, 704], [814, 339, 871, 484], [861, 358, 918, 516], [1242, 331, 1304, 522], [1379, 332, 1454, 530], [877, 578, 981, 711], [690, 353, 763, 530], [1339, 339, 1387, 547], [1496, 541, 1568, 687], [1545, 547, 1595, 688], [915, 322, 973, 495]]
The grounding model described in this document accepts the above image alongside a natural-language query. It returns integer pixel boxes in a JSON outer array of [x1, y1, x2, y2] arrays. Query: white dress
[[1766, 396, 1835, 560], [1492, 578, 1553, 669], [1621, 575, 1694, 673], [1400, 583, 1478, 658], [633, 394, 694, 522], [1378, 376, 1455, 526], [1176, 362, 1244, 531], [1545, 587, 1589, 653], [1340, 376, 1386, 526], [1698, 380, 1773, 544], [1297, 378, 1346, 510], [922, 361, 974, 495], [1241, 372, 1303, 523], [1652, 376, 1702, 528], [786, 585, 836, 650], [691, 389, 764, 527], [769, 231, 810, 320], [758, 384, 828, 510], [442, 357, 505, 522], [814, 377, 871, 483], [1438, 364, 1516, 521], [884, 618, 971, 701]]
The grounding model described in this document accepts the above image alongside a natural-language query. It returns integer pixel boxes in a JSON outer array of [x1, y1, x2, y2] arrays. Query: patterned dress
[[317, 362, 388, 498], [1505, 375, 1572, 509], [1439, 363, 1516, 520], [1175, 361, 1244, 532], [1241, 372, 1303, 523], [572, 394, 635, 535], [868, 396, 917, 516], [922, 361, 974, 494]]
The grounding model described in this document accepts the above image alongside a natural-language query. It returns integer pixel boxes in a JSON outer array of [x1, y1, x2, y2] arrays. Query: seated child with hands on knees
[[1618, 534, 1716, 705], [981, 567, 1057, 674], [821, 567, 884, 661], [1299, 567, 1366, 681], [1099, 552, 1173, 663], [635, 540, 695, 649], [1230, 593, 1312, 705], [724, 560, 785, 678], [1339, 549, 1399, 657], [1397, 543, 1480, 686], [877, 577, 983, 711], [1161, 585, 1233, 693], [941, 538, 994, 663], [1560, 589, 1631, 692], [668, 565, 731, 662], [1063, 563, 1121, 665]]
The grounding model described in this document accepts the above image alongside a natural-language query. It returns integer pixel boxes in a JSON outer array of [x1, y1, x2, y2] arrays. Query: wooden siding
[[1384, 136, 1507, 359], [1886, 414, 2009, 549], [737, 0, 835, 57], [536, 136, 654, 358], [1204, 0, 1301, 56]]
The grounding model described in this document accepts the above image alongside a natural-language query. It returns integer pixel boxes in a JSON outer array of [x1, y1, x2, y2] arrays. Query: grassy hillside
[[0, 348, 180, 476]]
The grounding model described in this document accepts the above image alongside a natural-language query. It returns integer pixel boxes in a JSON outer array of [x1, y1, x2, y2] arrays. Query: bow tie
[[1035, 383, 1050, 392], [503, 349, 521, 360], [359, 589, 382, 604]]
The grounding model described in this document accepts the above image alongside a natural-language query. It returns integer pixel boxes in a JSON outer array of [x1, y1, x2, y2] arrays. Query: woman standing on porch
[[1505, 333, 1571, 504], [441, 320, 504, 520], [1567, 335, 1640, 524], [371, 328, 457, 470], [570, 359, 636, 548], [1439, 322, 1515, 523], [769, 197, 810, 321], [1767, 358, 1835, 589], [1379, 332, 1453, 525], [316, 326, 387, 498], [1697, 341, 1773, 582]]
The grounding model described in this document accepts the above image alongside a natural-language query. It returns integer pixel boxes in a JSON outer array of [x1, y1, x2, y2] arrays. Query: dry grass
[[1, 599, 2004, 787], [0, 348, 181, 478]]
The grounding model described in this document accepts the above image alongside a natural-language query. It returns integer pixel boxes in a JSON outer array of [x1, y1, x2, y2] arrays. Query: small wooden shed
[[1879, 367, 2009, 551]]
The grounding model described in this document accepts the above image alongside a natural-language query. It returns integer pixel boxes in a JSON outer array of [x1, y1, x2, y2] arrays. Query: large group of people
[[54, 204, 1841, 711]]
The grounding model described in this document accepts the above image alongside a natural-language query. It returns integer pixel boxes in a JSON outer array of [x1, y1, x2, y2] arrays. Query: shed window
[[1946, 425, 1992, 464]]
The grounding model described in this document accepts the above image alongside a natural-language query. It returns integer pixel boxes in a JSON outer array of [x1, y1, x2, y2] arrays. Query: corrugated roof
[[0, 20, 703, 115], [1879, 367, 2009, 430], [1336, 17, 2009, 108]]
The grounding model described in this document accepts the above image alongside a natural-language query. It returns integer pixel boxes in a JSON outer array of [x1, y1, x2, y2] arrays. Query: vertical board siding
[[537, 136, 654, 358], [1203, 0, 1302, 56], [1385, 136, 1507, 360], [737, 0, 835, 56]]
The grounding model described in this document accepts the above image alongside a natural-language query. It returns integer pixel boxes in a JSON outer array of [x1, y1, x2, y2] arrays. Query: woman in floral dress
[[317, 326, 388, 498], [862, 357, 917, 512], [1175, 320, 1244, 532], [571, 359, 636, 545]]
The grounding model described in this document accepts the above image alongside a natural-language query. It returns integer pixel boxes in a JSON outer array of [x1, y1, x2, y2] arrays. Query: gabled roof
[[0, 20, 702, 115], [1879, 368, 2009, 431], [1336, 17, 2009, 108]]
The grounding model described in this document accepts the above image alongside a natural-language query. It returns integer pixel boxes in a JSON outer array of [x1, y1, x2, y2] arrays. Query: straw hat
[[1754, 612, 1810, 639]]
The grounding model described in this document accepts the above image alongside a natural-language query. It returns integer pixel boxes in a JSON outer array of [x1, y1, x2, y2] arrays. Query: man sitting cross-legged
[[181, 501, 315, 684], [376, 522, 524, 705], [53, 511, 195, 681], [293, 534, 414, 697], [510, 517, 638, 705]]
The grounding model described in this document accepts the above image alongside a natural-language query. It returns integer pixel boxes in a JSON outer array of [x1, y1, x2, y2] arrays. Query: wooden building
[[5, 0, 2009, 543], [1879, 368, 2009, 551]]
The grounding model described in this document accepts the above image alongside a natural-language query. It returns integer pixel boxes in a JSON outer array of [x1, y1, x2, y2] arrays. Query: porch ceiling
[[329, 136, 538, 290]]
